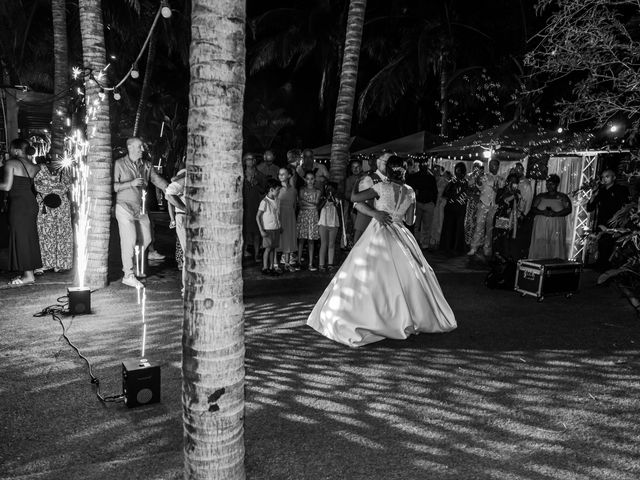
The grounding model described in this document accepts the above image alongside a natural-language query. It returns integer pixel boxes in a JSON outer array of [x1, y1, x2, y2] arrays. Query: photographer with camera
[[586, 168, 630, 270]]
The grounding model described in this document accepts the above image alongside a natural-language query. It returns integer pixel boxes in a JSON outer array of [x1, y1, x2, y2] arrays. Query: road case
[[514, 258, 582, 302]]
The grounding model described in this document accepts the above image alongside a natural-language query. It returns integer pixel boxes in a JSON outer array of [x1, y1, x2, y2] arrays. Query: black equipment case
[[514, 258, 582, 302]]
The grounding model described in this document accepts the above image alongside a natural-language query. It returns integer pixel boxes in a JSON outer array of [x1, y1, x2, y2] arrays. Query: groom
[[352, 151, 393, 239]]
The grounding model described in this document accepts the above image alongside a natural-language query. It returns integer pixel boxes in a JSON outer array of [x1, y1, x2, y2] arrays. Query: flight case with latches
[[514, 258, 582, 302]]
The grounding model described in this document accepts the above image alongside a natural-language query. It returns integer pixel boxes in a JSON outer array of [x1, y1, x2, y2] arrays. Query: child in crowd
[[256, 179, 282, 276], [318, 182, 341, 272], [296, 171, 321, 271], [277, 166, 298, 272]]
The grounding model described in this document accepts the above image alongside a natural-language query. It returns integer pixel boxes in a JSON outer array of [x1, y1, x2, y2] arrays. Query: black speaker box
[[122, 359, 161, 408], [68, 287, 91, 315]]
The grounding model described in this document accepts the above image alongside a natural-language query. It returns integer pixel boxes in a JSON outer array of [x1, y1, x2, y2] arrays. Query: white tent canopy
[[353, 131, 439, 156]]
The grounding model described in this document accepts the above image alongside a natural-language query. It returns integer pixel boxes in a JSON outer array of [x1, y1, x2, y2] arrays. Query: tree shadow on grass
[[0, 267, 639, 479]]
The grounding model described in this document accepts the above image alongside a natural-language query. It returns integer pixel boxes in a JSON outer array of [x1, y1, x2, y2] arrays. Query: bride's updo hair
[[386, 155, 406, 182]]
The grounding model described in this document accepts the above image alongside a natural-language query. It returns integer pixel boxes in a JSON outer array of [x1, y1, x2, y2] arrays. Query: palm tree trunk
[[133, 25, 158, 137], [78, 0, 112, 288], [329, 0, 367, 193], [183, 1, 246, 479], [51, 0, 69, 162]]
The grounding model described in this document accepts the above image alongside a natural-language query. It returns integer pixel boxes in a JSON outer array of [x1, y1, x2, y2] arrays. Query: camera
[[34, 155, 49, 164]]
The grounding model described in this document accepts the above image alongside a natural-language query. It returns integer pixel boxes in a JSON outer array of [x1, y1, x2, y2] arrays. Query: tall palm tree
[[51, 0, 69, 162], [358, 3, 490, 137], [183, 0, 246, 478], [329, 0, 366, 190], [248, 1, 348, 135], [78, 0, 112, 288]]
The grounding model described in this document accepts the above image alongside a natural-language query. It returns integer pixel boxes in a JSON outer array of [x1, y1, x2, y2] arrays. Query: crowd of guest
[[1, 134, 631, 289], [237, 147, 592, 277], [0, 139, 74, 286]]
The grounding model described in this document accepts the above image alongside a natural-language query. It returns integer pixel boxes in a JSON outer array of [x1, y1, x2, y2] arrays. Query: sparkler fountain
[[66, 130, 93, 315]]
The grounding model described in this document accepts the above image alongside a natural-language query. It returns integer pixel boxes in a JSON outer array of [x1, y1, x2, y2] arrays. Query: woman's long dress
[[307, 181, 457, 347], [278, 185, 297, 253], [528, 196, 568, 259], [8, 176, 42, 271], [35, 169, 73, 271], [428, 176, 448, 248]]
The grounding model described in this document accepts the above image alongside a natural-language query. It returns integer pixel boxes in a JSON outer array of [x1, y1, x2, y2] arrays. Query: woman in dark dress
[[440, 162, 469, 255], [0, 154, 9, 252], [0, 139, 42, 285]]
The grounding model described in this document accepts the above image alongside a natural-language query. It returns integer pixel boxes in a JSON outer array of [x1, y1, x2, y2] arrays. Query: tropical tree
[[78, 0, 112, 288], [248, 0, 349, 135], [51, 0, 69, 162], [357, 3, 491, 138], [525, 0, 640, 131], [182, 0, 246, 478], [329, 0, 366, 189]]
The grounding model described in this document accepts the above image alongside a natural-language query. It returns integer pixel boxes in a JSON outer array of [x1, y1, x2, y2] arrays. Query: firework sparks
[[140, 288, 147, 358], [67, 130, 91, 289]]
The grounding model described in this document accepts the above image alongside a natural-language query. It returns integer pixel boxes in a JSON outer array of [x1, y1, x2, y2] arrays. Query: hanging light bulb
[[131, 64, 140, 79], [113, 90, 121, 101], [161, 0, 172, 18]]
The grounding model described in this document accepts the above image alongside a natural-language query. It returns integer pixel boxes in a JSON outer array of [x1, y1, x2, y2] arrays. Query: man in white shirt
[[468, 159, 502, 256], [352, 151, 392, 243], [113, 137, 168, 288], [514, 162, 533, 216]]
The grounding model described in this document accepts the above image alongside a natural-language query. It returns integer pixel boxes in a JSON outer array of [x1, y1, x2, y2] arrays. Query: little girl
[[317, 182, 341, 272], [296, 171, 321, 271]]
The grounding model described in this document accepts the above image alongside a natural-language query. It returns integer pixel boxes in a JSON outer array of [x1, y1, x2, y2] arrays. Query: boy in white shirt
[[256, 179, 281, 276]]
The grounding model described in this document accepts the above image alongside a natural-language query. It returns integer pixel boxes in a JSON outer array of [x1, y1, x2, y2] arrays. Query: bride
[[307, 156, 457, 347]]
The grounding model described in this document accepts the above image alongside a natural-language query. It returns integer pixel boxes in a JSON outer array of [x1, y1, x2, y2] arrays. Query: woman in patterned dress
[[296, 170, 321, 271], [34, 164, 73, 272]]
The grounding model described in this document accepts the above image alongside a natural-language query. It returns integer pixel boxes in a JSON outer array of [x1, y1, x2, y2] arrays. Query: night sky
[[0, 0, 565, 155]]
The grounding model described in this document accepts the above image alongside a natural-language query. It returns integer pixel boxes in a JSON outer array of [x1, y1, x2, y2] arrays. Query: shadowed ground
[[1, 216, 639, 480]]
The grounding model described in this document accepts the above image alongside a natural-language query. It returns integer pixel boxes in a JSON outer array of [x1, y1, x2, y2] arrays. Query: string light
[[161, 0, 172, 18], [131, 64, 140, 79], [113, 90, 121, 101]]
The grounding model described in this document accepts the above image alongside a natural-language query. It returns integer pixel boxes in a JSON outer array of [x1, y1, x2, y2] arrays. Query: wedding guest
[[344, 159, 365, 244], [440, 162, 469, 255], [165, 168, 187, 295], [468, 159, 502, 257], [34, 161, 73, 272], [0, 139, 42, 286], [277, 166, 298, 272], [428, 166, 448, 249], [257, 149, 280, 180], [113, 137, 168, 288], [407, 160, 438, 249], [464, 160, 484, 246], [296, 149, 329, 191], [586, 168, 630, 270], [242, 152, 267, 262], [0, 151, 9, 254], [318, 182, 341, 272], [528, 174, 572, 259], [296, 171, 321, 270], [492, 173, 522, 260], [257, 179, 282, 276]]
